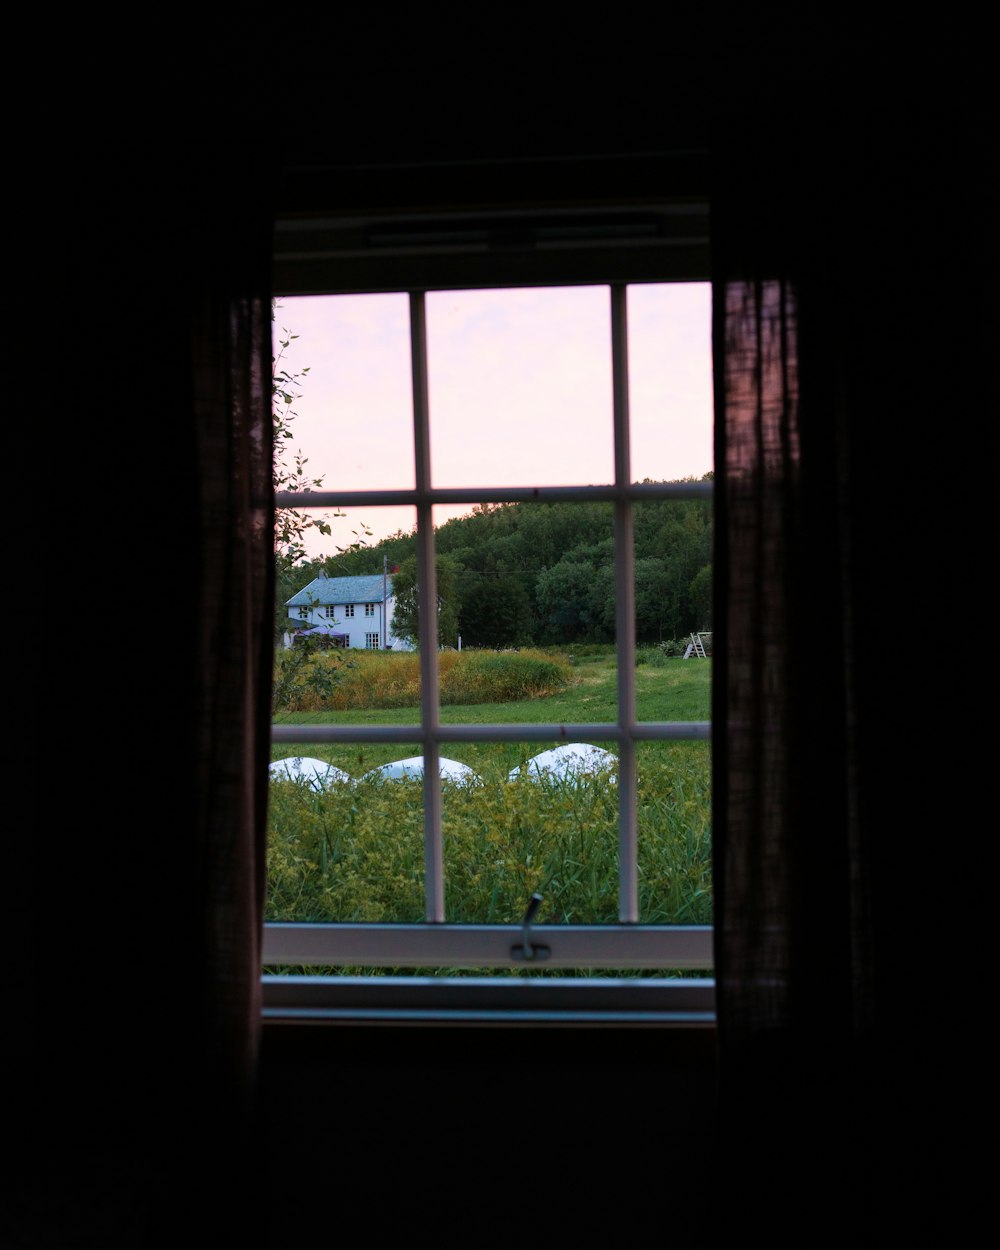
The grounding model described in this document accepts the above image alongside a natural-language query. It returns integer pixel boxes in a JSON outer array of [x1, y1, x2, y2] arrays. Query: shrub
[[272, 638, 351, 712], [657, 638, 690, 658], [438, 649, 572, 705]]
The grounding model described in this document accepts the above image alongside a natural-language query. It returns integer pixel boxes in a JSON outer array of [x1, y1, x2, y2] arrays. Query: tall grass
[[272, 646, 573, 713], [266, 742, 710, 927]]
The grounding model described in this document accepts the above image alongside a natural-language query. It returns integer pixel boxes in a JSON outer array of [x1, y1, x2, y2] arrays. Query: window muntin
[[343, 604, 354, 617], [266, 282, 712, 984]]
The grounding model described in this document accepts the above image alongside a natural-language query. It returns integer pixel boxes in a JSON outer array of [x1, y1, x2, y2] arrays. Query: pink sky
[[274, 283, 712, 558]]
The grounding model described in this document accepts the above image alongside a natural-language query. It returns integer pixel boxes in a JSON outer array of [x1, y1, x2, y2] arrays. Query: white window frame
[[323, 605, 337, 619], [266, 202, 714, 1024], [343, 603, 355, 617], [364, 631, 380, 649], [365, 602, 376, 616]]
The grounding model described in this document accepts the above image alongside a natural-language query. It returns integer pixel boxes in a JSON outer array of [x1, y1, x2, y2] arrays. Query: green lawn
[[272, 650, 710, 777]]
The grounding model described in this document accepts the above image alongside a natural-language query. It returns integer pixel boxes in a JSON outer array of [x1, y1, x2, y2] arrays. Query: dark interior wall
[[19, 13, 989, 1248], [259, 1025, 717, 1245]]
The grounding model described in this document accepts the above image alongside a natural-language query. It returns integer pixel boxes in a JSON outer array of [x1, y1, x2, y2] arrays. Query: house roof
[[286, 573, 393, 607]]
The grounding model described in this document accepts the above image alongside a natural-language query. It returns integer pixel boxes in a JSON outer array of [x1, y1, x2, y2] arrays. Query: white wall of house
[[289, 597, 414, 650]]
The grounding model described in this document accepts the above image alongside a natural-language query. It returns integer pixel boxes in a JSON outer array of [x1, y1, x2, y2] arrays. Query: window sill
[[261, 974, 716, 1027]]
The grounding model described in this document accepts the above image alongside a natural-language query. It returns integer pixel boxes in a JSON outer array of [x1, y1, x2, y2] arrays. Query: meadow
[[268, 647, 712, 945]]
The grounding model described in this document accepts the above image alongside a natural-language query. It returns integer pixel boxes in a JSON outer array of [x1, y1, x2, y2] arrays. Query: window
[[343, 604, 354, 617], [323, 605, 337, 619], [364, 603, 376, 617], [266, 193, 714, 1022]]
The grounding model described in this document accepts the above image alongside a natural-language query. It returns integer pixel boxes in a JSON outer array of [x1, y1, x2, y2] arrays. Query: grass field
[[272, 646, 709, 775], [268, 648, 712, 940]]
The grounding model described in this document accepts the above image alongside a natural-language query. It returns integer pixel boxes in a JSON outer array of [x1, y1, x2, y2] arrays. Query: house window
[[323, 605, 337, 619], [365, 632, 380, 649], [364, 603, 376, 617], [267, 192, 713, 1021], [343, 604, 354, 617]]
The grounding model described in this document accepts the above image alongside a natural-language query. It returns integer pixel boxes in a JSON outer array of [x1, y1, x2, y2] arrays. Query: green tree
[[457, 572, 535, 647], [689, 562, 713, 631], [391, 555, 460, 648], [272, 321, 334, 572], [633, 557, 672, 642], [535, 558, 612, 643]]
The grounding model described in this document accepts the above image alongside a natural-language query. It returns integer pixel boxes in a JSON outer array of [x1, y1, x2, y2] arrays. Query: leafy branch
[[272, 322, 336, 572]]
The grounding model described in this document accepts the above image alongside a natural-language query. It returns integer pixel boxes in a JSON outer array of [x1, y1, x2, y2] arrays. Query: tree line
[[282, 481, 713, 648]]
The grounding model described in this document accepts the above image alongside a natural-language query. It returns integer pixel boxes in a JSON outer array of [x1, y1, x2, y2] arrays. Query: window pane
[[443, 740, 619, 925], [637, 741, 712, 926], [273, 292, 414, 489], [275, 505, 418, 668], [628, 282, 713, 485], [426, 287, 613, 488], [267, 741, 427, 924], [632, 497, 713, 697]]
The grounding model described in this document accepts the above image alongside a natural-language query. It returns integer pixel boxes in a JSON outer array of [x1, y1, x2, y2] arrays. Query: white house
[[285, 572, 413, 650]]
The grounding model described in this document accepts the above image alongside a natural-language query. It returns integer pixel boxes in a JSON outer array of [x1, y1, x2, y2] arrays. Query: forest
[[278, 478, 712, 649]]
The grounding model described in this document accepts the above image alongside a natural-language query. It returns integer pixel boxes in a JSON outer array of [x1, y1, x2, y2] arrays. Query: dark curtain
[[185, 229, 275, 1244], [714, 272, 872, 1037], [712, 257, 877, 1232], [190, 268, 274, 1124], [711, 82, 989, 1235], [21, 142, 275, 1248]]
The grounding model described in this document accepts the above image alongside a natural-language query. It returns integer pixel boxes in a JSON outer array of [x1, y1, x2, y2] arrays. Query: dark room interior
[[18, 12, 989, 1247]]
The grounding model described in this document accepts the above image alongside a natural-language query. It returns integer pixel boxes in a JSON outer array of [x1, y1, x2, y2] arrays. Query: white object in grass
[[269, 757, 352, 789], [508, 744, 618, 783], [363, 756, 481, 784]]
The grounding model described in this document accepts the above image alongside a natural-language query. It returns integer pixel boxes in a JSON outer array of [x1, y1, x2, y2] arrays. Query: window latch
[[511, 892, 550, 962]]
